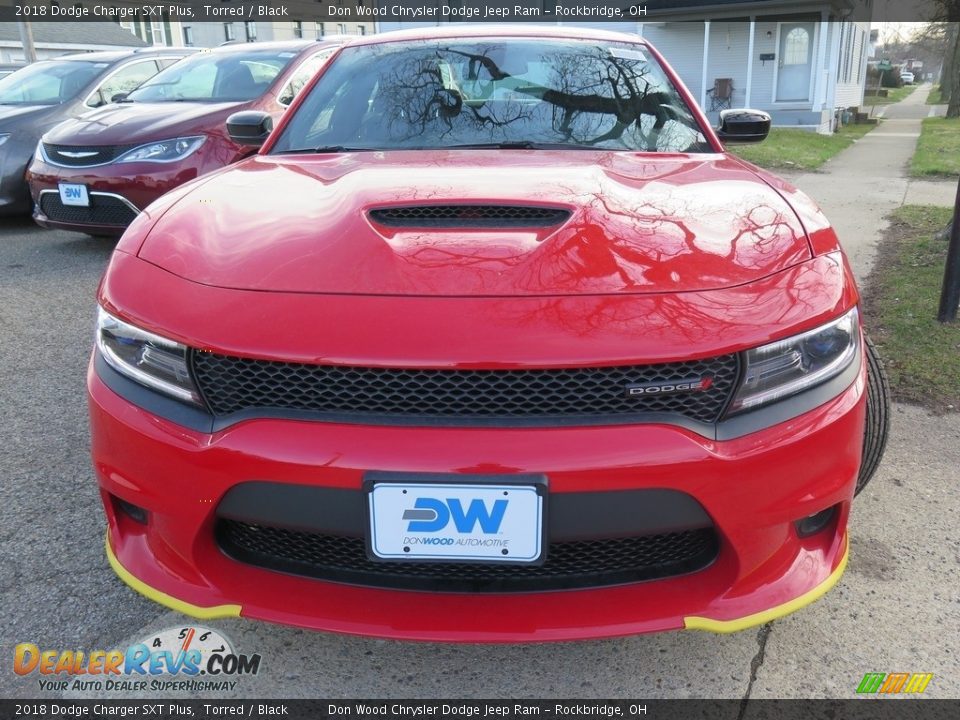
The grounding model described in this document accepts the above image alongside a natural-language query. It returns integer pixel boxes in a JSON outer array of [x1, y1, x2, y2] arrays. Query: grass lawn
[[926, 86, 945, 104], [911, 117, 960, 177], [731, 123, 874, 171], [864, 84, 918, 105], [862, 205, 960, 412]]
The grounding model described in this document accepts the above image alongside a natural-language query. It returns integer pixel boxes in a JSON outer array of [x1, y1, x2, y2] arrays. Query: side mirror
[[716, 109, 771, 144], [226, 111, 274, 147], [110, 92, 128, 103]]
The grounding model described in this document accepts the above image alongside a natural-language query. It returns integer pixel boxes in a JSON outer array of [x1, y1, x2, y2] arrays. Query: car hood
[[138, 151, 813, 296], [42, 101, 246, 145], [0, 103, 59, 131]]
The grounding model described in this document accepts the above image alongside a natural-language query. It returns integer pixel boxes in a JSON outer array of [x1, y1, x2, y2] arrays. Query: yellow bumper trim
[[105, 532, 242, 620], [684, 534, 849, 634]]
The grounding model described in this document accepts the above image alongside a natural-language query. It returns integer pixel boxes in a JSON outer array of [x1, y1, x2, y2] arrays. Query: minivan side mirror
[[110, 92, 128, 103], [716, 109, 771, 144], [226, 111, 274, 147]]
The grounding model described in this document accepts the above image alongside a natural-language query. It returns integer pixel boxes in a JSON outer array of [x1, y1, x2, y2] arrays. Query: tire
[[856, 335, 891, 495]]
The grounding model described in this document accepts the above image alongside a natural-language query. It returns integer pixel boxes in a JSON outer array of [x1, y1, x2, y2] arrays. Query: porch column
[[813, 10, 830, 110], [700, 21, 711, 109], [745, 18, 756, 107]]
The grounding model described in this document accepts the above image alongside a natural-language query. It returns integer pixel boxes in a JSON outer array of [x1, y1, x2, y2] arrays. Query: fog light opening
[[795, 505, 838, 538], [113, 495, 148, 525]]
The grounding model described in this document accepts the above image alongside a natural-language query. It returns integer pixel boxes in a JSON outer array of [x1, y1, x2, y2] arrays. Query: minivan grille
[[42, 143, 134, 167]]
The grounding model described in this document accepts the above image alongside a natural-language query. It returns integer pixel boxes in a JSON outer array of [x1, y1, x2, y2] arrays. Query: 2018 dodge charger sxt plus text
[[91, 27, 889, 641]]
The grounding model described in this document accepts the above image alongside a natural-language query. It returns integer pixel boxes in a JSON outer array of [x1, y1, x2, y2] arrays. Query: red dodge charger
[[91, 26, 889, 641]]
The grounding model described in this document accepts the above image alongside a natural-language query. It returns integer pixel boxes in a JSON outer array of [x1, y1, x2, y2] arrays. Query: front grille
[[43, 143, 134, 167], [217, 520, 719, 592], [38, 192, 138, 227], [369, 205, 571, 228], [191, 353, 740, 426]]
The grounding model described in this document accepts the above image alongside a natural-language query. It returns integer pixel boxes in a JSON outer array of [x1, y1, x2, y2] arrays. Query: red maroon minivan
[[28, 39, 342, 237], [91, 26, 889, 642]]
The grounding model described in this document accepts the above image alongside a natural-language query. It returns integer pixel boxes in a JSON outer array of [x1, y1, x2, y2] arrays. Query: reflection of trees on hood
[[371, 44, 703, 150]]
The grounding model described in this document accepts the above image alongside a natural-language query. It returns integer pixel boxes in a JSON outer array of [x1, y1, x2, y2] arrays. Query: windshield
[[271, 38, 709, 154], [0, 60, 104, 105], [127, 49, 297, 103]]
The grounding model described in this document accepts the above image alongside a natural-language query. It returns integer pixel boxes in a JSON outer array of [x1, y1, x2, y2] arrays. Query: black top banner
[[3, 701, 960, 720], [0, 0, 955, 24]]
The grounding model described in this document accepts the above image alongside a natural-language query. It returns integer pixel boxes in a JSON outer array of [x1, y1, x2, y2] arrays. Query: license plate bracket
[[58, 183, 89, 207], [364, 472, 547, 565]]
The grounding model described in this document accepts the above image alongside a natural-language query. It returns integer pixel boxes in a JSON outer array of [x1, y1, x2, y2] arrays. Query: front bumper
[[27, 148, 214, 235], [90, 350, 864, 642]]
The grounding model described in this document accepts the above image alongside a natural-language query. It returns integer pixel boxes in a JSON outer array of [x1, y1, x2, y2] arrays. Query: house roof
[[646, 0, 860, 20], [0, 22, 147, 48]]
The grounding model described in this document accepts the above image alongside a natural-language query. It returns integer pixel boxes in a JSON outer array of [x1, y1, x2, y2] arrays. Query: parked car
[[0, 49, 192, 215], [92, 26, 889, 641], [900, 71, 915, 84], [28, 40, 343, 237]]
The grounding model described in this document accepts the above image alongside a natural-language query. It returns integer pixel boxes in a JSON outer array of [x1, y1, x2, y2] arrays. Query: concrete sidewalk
[[786, 83, 956, 282]]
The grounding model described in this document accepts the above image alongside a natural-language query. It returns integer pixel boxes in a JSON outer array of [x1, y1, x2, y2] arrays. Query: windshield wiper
[[280, 146, 378, 154], [442, 141, 599, 150]]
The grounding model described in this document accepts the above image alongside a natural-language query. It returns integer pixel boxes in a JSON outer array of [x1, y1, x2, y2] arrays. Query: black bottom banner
[[3, 700, 959, 720]]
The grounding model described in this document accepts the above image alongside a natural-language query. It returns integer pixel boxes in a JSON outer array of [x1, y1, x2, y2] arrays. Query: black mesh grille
[[369, 205, 570, 228], [191, 353, 740, 425], [217, 520, 719, 592], [43, 143, 135, 167], [38, 193, 138, 227]]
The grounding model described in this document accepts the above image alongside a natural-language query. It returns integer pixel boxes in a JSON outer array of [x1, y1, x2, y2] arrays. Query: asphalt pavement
[[2, 86, 958, 702]]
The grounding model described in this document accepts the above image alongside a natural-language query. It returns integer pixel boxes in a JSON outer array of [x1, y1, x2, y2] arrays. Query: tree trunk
[[948, 23, 960, 117]]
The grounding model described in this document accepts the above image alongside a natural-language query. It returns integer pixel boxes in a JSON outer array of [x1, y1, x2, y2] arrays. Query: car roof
[[207, 39, 342, 54], [346, 24, 650, 48], [52, 48, 195, 63]]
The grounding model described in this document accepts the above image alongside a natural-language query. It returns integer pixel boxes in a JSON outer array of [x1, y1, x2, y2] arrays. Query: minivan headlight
[[96, 307, 201, 405], [728, 307, 859, 414], [113, 136, 204, 163]]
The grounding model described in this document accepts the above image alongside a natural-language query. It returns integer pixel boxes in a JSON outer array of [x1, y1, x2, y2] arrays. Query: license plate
[[58, 183, 89, 207], [367, 479, 545, 564]]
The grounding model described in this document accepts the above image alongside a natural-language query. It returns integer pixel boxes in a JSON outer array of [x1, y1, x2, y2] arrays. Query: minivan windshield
[[127, 48, 296, 103], [271, 38, 710, 154], [0, 60, 104, 105]]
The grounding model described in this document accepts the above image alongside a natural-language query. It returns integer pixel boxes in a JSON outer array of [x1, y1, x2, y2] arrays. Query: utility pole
[[938, 175, 960, 322], [17, 21, 37, 64]]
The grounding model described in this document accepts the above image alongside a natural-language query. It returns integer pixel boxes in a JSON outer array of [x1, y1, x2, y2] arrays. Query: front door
[[776, 22, 815, 102]]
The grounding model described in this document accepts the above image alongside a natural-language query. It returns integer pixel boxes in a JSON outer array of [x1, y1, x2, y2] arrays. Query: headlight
[[113, 136, 204, 164], [728, 307, 860, 414], [0, 133, 10, 149], [96, 307, 202, 405]]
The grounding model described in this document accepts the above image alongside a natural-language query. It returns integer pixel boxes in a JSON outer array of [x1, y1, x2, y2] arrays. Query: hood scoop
[[369, 204, 571, 229]]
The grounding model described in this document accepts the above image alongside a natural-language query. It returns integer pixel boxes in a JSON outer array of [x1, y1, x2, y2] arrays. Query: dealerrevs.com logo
[[14, 626, 261, 694]]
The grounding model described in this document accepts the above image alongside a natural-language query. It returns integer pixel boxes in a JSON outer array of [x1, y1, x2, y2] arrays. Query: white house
[[639, 1, 872, 132]]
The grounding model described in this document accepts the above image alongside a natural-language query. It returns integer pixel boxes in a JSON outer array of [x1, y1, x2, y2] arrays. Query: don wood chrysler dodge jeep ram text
[[90, 26, 889, 641]]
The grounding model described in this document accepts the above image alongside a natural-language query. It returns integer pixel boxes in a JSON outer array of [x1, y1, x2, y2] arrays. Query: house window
[[293, 21, 303, 39], [337, 24, 347, 35], [245, 22, 257, 42], [783, 27, 810, 65], [182, 26, 194, 46], [315, 22, 325, 37], [357, 26, 366, 35], [224, 23, 235, 42]]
